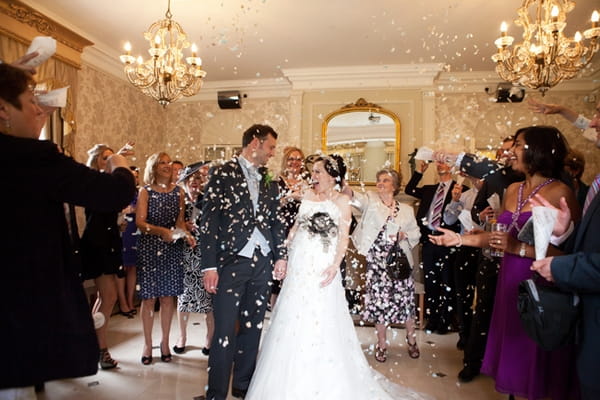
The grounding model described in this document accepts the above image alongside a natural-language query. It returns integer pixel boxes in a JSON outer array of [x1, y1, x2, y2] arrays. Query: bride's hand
[[320, 265, 338, 287]]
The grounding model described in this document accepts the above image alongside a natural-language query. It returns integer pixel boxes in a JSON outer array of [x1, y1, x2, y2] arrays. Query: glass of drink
[[490, 222, 507, 257]]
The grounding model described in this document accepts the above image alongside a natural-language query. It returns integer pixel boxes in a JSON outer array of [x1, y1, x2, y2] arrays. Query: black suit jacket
[[200, 158, 287, 271], [0, 133, 135, 389], [470, 166, 523, 224], [551, 191, 600, 390], [405, 171, 462, 241]]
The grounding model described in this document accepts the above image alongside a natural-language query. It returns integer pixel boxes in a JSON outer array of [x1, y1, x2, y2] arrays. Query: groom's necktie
[[246, 165, 261, 209], [583, 173, 600, 215]]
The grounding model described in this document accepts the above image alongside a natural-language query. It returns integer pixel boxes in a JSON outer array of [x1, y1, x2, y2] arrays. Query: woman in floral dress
[[346, 169, 421, 362]]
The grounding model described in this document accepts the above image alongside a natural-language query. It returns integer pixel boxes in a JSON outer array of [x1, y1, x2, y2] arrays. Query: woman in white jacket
[[346, 169, 421, 362]]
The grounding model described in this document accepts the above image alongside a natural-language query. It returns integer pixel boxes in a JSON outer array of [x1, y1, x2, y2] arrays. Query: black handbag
[[517, 275, 580, 351], [385, 239, 412, 281]]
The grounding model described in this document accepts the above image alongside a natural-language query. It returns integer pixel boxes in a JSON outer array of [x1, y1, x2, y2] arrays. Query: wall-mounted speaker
[[495, 83, 525, 103], [217, 90, 242, 109]]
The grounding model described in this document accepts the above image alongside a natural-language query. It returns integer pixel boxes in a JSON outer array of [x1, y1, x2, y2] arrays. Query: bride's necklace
[[317, 188, 335, 201]]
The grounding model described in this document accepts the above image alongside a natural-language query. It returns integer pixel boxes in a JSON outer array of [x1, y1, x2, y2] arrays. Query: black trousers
[[206, 251, 272, 400], [421, 240, 457, 330], [452, 246, 479, 342], [462, 253, 500, 369]]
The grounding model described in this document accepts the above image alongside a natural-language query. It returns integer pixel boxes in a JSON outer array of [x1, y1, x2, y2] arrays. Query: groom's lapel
[[233, 159, 253, 210], [574, 193, 600, 249]]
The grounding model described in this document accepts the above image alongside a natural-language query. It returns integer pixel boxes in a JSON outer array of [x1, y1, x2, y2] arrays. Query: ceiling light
[[492, 1, 599, 95], [119, 0, 206, 107]]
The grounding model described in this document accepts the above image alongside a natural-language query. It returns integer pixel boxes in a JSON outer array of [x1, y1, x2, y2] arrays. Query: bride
[[246, 155, 433, 400]]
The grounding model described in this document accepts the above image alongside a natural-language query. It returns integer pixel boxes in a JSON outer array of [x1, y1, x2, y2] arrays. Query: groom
[[198, 124, 288, 400]]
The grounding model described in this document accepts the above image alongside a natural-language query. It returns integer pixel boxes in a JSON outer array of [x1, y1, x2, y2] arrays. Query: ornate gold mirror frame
[[321, 98, 401, 185]]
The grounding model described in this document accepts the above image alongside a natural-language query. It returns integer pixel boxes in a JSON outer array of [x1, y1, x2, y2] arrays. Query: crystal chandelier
[[492, 0, 599, 95], [119, 0, 206, 107]]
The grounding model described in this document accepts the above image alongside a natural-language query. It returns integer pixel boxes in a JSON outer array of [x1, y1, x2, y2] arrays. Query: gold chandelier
[[492, 0, 599, 95], [119, 0, 206, 107]]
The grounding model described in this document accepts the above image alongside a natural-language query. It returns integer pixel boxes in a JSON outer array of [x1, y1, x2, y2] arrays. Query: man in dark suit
[[405, 160, 462, 334], [532, 101, 600, 400], [454, 136, 524, 383], [199, 124, 287, 400]]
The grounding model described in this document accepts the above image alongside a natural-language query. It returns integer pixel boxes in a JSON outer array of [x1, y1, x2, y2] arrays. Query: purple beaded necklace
[[508, 178, 555, 234]]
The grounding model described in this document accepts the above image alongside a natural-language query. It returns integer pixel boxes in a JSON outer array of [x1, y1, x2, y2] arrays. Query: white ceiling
[[21, 0, 600, 89]]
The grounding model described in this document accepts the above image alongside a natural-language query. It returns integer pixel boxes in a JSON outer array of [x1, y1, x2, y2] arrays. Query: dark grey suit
[[405, 171, 462, 332], [200, 158, 286, 400], [551, 189, 600, 399]]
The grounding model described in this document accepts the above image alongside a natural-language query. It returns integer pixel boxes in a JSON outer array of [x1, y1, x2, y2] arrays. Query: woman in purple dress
[[431, 126, 581, 399]]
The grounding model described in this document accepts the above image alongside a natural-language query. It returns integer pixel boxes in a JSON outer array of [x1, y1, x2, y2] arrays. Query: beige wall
[[75, 64, 165, 169], [435, 91, 599, 184], [74, 65, 599, 186]]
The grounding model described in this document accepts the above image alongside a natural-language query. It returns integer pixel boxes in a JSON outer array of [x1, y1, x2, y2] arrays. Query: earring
[[3, 119, 10, 134]]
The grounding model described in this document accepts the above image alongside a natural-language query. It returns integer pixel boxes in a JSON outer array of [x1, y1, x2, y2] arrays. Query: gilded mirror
[[322, 98, 400, 184]]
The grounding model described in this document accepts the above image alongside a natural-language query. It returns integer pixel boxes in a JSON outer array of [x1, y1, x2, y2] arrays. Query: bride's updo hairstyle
[[316, 154, 347, 184]]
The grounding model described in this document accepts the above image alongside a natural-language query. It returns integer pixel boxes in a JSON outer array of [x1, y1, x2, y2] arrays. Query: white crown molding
[[182, 79, 292, 102], [80, 45, 600, 100], [81, 46, 125, 79], [436, 70, 600, 94], [282, 64, 445, 91], [82, 46, 292, 101]]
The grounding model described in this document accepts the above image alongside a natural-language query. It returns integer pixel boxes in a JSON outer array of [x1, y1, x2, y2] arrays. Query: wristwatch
[[519, 242, 527, 258]]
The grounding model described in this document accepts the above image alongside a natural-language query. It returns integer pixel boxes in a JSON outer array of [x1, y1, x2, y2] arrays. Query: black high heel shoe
[[99, 348, 118, 370], [173, 345, 185, 354], [161, 353, 173, 363], [406, 335, 420, 359], [119, 310, 135, 319], [141, 355, 153, 365]]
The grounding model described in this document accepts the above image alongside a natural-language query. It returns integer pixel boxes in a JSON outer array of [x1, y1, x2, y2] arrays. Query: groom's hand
[[203, 270, 219, 294], [273, 259, 287, 280]]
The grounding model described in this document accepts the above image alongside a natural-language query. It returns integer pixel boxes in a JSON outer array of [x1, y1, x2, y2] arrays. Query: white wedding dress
[[246, 200, 433, 400]]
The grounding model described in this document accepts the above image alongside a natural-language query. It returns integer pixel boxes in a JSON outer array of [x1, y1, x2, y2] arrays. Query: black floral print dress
[[361, 206, 416, 325]]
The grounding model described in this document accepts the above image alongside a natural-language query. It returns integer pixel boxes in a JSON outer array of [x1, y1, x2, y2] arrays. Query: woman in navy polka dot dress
[[136, 152, 195, 365]]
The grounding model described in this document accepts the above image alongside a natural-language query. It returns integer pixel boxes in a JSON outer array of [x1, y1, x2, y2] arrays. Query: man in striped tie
[[406, 160, 462, 334], [531, 99, 600, 400]]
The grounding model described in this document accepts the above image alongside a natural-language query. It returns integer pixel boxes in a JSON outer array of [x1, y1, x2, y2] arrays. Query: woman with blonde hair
[[271, 146, 309, 307], [136, 152, 195, 365], [82, 142, 135, 369]]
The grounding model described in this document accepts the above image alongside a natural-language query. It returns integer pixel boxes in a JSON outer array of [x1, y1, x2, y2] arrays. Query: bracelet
[[519, 242, 527, 258], [573, 114, 590, 130], [455, 232, 463, 247]]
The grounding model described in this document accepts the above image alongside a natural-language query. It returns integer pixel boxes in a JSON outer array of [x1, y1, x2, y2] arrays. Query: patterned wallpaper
[[75, 65, 290, 172], [74, 65, 598, 185], [75, 64, 165, 169], [435, 92, 599, 185], [163, 99, 290, 172]]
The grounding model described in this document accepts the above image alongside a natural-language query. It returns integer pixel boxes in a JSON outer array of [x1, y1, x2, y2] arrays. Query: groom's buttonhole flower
[[259, 166, 274, 188]]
